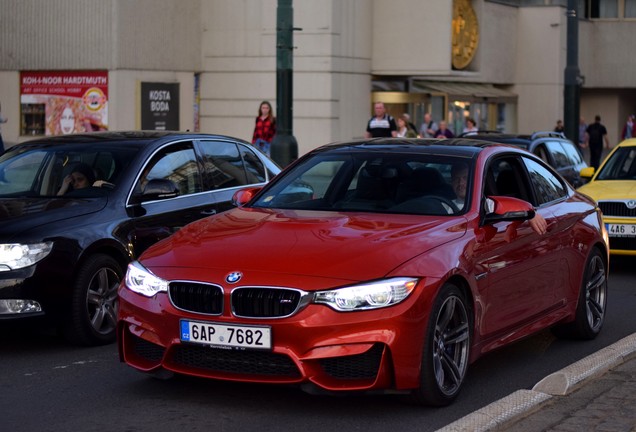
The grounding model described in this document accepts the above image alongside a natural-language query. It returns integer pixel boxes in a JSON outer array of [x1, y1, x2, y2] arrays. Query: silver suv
[[463, 131, 588, 188]]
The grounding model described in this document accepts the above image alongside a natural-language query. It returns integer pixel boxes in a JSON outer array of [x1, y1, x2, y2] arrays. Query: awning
[[411, 81, 517, 102]]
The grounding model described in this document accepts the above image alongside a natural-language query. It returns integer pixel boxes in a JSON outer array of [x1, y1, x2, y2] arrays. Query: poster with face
[[20, 71, 109, 136]]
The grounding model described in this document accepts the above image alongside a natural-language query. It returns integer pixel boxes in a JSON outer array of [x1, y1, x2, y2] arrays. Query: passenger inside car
[[57, 162, 112, 196]]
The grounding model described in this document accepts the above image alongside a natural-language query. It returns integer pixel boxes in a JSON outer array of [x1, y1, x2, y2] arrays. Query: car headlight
[[124, 261, 168, 297], [313, 277, 418, 311], [0, 242, 53, 271]]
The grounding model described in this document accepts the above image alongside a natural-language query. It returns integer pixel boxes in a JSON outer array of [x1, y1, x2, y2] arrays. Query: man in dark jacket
[[584, 115, 610, 170]]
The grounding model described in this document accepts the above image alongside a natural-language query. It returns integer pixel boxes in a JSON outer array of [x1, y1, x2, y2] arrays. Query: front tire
[[552, 248, 607, 340], [64, 254, 123, 346], [411, 283, 471, 406]]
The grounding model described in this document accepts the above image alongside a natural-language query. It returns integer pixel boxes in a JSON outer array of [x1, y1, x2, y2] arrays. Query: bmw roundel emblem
[[627, 200, 636, 210], [226, 272, 243, 284]]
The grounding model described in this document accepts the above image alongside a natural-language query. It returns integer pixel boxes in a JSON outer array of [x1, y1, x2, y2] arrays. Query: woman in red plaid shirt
[[251, 101, 276, 156]]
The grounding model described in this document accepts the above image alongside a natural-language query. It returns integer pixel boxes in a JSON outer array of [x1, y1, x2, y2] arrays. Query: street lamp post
[[270, 0, 299, 168], [564, 0, 582, 144]]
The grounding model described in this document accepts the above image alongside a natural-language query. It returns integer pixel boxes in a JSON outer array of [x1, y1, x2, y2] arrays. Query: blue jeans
[[254, 139, 271, 156]]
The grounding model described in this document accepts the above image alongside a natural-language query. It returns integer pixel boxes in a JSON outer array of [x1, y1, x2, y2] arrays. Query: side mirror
[[232, 186, 262, 207], [483, 195, 535, 224], [580, 166, 595, 179], [141, 179, 179, 201]]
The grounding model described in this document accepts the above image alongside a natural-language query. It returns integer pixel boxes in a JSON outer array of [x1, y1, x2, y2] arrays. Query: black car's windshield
[[252, 151, 473, 215], [0, 143, 138, 198], [596, 146, 636, 180]]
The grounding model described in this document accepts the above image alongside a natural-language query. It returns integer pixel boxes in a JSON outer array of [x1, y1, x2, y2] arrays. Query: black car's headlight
[[124, 261, 168, 297], [0, 242, 53, 271], [313, 277, 418, 311]]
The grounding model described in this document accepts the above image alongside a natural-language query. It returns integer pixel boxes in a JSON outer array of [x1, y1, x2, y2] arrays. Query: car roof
[[12, 131, 250, 149], [311, 137, 508, 158], [464, 130, 570, 145], [617, 138, 636, 148]]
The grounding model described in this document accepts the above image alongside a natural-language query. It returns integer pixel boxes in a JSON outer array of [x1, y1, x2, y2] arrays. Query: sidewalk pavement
[[438, 333, 636, 432]]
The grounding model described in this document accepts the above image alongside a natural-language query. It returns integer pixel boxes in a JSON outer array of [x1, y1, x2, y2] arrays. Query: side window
[[544, 141, 570, 169], [522, 157, 567, 206], [138, 143, 202, 197], [198, 140, 248, 189], [484, 156, 530, 202], [239, 144, 267, 184], [533, 144, 550, 164], [560, 141, 584, 165], [0, 150, 48, 194]]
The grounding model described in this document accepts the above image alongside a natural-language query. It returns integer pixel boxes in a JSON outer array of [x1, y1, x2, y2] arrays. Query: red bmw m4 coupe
[[118, 138, 609, 406]]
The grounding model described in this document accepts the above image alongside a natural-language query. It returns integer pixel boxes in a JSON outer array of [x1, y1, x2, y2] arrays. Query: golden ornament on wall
[[452, 0, 479, 70]]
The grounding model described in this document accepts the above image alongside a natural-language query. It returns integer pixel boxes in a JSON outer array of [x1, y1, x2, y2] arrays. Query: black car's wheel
[[65, 254, 123, 346], [552, 248, 607, 340], [411, 283, 471, 406]]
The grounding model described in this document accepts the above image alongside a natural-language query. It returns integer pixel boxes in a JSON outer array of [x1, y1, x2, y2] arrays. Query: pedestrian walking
[[419, 112, 438, 138], [554, 119, 564, 133], [0, 102, 7, 153], [365, 102, 397, 138], [578, 116, 588, 148], [251, 101, 276, 156], [584, 115, 610, 170], [402, 113, 419, 136], [620, 114, 636, 141], [463, 117, 479, 136], [396, 114, 417, 138], [434, 120, 455, 138]]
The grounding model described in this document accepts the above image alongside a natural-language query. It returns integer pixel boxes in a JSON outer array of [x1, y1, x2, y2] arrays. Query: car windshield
[[252, 151, 472, 216], [0, 143, 139, 198], [596, 146, 636, 180]]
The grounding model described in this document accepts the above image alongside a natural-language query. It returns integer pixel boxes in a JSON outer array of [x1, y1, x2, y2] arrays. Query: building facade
[[1, 0, 635, 158]]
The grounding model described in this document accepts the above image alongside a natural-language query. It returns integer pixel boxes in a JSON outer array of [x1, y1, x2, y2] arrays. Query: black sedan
[[0, 131, 280, 345]]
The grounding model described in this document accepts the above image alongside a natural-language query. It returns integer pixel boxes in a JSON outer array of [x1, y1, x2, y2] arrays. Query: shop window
[[21, 103, 45, 136]]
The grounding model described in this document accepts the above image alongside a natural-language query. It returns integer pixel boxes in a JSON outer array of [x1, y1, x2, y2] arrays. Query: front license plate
[[606, 223, 636, 237], [180, 320, 271, 350]]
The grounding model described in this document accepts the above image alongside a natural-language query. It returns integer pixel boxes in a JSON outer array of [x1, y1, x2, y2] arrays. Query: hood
[[578, 180, 636, 201], [0, 197, 107, 238], [140, 207, 467, 282]]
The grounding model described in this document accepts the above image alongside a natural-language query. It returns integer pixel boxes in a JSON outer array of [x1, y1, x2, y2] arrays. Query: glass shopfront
[[372, 79, 517, 137]]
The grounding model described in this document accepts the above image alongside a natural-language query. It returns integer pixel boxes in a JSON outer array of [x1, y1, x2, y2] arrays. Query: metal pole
[[270, 0, 299, 167], [564, 0, 581, 144]]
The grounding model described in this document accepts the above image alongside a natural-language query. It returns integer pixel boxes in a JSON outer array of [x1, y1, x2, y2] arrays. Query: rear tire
[[552, 248, 607, 340], [411, 283, 471, 406], [64, 254, 123, 346]]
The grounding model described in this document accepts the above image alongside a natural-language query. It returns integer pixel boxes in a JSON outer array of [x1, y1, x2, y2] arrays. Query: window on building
[[584, 0, 636, 18], [21, 104, 45, 136]]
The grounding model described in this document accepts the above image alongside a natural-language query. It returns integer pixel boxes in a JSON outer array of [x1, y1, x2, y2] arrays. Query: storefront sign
[[20, 70, 109, 135], [141, 82, 180, 131]]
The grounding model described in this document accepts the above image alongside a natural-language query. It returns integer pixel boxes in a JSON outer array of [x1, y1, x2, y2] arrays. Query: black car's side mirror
[[138, 179, 179, 203], [483, 195, 535, 224]]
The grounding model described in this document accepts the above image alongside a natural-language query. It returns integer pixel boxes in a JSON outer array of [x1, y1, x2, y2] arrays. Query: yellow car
[[578, 138, 636, 255]]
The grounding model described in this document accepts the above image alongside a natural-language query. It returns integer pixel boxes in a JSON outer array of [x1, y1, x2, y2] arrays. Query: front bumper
[[0, 265, 46, 319], [117, 278, 440, 392]]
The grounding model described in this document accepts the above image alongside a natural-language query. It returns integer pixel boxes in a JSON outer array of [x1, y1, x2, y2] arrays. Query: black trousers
[[590, 144, 602, 170]]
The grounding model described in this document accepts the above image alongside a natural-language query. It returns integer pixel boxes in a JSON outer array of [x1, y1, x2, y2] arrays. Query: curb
[[437, 333, 636, 432]]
